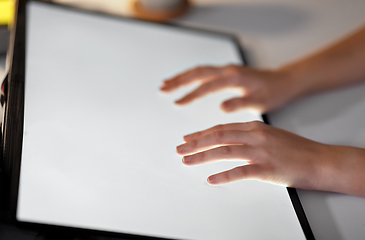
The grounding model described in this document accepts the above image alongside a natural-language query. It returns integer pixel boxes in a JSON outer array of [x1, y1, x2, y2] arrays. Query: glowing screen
[[17, 2, 306, 239]]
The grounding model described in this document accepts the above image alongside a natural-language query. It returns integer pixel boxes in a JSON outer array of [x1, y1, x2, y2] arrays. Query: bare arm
[[281, 26, 365, 101], [161, 26, 365, 197], [177, 122, 365, 198], [161, 25, 365, 113]]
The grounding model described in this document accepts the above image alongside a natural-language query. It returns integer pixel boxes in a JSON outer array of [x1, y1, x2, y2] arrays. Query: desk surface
[[175, 0, 365, 239]]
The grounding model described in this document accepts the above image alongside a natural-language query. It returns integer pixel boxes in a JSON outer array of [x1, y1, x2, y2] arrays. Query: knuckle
[[191, 139, 198, 148], [229, 77, 242, 86], [225, 64, 236, 68], [197, 151, 205, 162], [213, 130, 225, 144], [193, 132, 200, 138], [214, 124, 224, 132], [222, 172, 231, 183], [224, 64, 239, 74], [220, 146, 232, 157], [194, 66, 202, 71], [237, 167, 248, 179], [255, 129, 270, 143], [199, 82, 211, 92], [257, 146, 270, 161], [250, 120, 264, 128], [230, 67, 241, 76], [195, 66, 206, 74], [225, 64, 237, 70], [223, 64, 235, 71]]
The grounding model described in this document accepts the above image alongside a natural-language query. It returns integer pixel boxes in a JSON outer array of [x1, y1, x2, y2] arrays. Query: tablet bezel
[[1, 1, 314, 239]]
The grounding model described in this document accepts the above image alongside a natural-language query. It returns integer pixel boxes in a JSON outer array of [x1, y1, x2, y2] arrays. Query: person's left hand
[[160, 65, 300, 113], [176, 121, 328, 190]]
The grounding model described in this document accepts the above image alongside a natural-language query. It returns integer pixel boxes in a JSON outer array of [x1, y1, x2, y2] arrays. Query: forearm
[[319, 145, 365, 197], [279, 26, 365, 100]]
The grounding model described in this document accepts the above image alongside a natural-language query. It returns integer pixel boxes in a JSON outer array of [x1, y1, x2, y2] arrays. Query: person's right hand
[[160, 65, 301, 113]]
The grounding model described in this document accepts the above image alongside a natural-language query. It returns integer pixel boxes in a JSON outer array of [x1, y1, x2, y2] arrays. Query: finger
[[183, 121, 264, 142], [207, 164, 264, 185], [160, 66, 222, 92], [221, 97, 258, 112], [182, 145, 255, 166], [174, 77, 242, 105], [177, 130, 254, 155]]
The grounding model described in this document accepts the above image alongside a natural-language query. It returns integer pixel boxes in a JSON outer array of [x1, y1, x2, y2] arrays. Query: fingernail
[[176, 144, 185, 152], [208, 176, 216, 184], [183, 156, 191, 163]]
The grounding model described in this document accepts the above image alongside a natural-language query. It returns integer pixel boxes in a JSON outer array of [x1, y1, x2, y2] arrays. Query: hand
[[176, 121, 365, 197], [160, 65, 300, 113], [176, 121, 330, 190]]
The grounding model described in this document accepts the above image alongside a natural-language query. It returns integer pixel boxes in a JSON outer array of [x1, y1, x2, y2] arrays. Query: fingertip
[[182, 156, 192, 165], [163, 78, 174, 84], [175, 99, 187, 105], [207, 176, 218, 185], [161, 84, 175, 91], [160, 86, 169, 92], [221, 102, 233, 112], [176, 144, 185, 154]]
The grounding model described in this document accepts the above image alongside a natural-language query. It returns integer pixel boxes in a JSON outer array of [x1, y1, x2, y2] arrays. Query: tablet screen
[[14, 1, 306, 239]]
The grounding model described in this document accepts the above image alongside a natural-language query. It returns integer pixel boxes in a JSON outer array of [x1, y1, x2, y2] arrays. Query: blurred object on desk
[[52, 0, 191, 22], [0, 0, 15, 26], [52, 0, 135, 17], [132, 0, 191, 22]]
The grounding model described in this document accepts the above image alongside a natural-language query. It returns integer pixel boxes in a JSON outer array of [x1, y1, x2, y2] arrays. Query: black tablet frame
[[0, 0, 315, 239]]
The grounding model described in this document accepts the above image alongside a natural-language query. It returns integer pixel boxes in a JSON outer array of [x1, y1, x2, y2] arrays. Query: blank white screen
[[17, 2, 305, 239]]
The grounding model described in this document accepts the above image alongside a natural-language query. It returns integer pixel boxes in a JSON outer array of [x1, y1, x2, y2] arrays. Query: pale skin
[[160, 26, 365, 197]]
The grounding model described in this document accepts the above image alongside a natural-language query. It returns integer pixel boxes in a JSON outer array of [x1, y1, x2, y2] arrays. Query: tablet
[[1, 1, 314, 239]]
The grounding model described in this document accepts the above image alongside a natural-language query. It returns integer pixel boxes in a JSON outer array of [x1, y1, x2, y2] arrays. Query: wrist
[[275, 65, 310, 104], [316, 145, 365, 197]]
